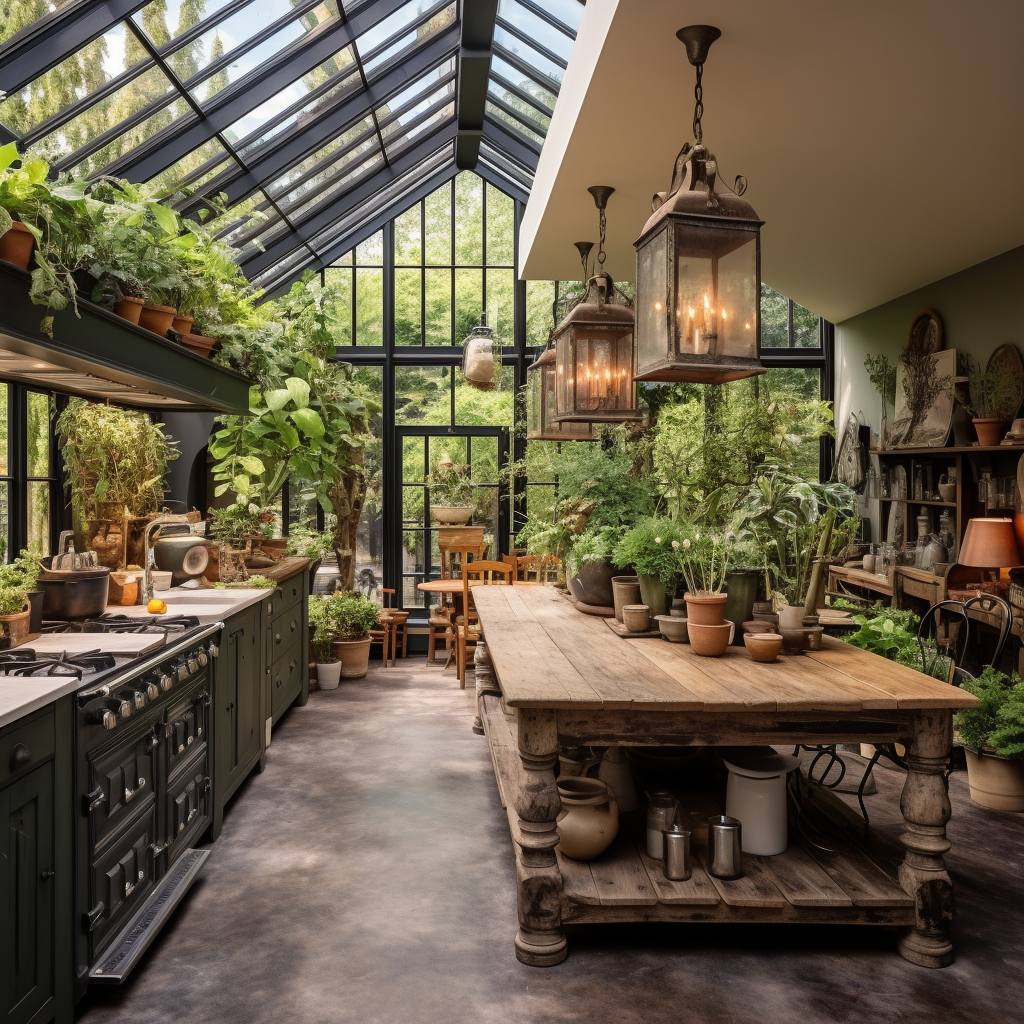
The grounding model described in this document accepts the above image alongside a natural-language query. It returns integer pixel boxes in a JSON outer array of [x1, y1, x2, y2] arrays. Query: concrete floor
[[78, 661, 1024, 1024]]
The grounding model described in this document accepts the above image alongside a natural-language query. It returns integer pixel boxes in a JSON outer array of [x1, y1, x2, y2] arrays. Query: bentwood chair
[[457, 560, 513, 688]]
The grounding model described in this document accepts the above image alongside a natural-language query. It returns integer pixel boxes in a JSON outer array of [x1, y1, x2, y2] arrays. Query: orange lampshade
[[959, 517, 1024, 568]]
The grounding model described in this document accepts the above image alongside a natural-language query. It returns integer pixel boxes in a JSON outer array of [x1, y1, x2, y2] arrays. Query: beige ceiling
[[519, 0, 1024, 324]]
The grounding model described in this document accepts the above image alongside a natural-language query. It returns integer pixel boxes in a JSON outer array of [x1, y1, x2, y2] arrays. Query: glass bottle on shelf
[[866, 463, 878, 499], [913, 463, 924, 501]]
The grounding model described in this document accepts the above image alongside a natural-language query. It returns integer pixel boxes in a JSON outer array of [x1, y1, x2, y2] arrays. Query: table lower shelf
[[482, 695, 915, 930]]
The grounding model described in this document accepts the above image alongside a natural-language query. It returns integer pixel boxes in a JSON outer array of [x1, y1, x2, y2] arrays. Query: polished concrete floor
[[79, 661, 1024, 1024]]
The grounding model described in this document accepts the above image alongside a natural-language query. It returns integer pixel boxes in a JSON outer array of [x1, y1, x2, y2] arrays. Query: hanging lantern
[[462, 312, 502, 390], [553, 187, 642, 423], [634, 26, 765, 384], [527, 338, 595, 440]]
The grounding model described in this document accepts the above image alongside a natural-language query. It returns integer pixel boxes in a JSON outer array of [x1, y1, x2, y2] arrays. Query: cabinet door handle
[[9, 742, 30, 772]]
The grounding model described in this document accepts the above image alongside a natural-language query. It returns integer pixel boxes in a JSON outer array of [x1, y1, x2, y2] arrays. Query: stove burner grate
[[0, 649, 117, 678], [42, 613, 200, 635]]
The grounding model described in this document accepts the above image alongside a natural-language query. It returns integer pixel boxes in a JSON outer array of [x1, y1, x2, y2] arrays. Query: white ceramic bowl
[[150, 570, 172, 591]]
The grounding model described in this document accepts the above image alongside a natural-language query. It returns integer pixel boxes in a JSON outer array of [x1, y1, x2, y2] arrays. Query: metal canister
[[662, 825, 691, 881], [708, 814, 743, 879]]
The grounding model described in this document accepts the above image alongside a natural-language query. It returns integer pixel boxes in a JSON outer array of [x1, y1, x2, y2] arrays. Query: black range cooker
[[0, 614, 221, 991]]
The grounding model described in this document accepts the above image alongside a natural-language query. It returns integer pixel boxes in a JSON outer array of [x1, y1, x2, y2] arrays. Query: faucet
[[140, 515, 198, 605]]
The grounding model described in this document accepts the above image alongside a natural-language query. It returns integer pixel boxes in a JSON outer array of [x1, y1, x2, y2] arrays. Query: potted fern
[[428, 458, 475, 524], [954, 667, 1024, 811], [958, 355, 1023, 447]]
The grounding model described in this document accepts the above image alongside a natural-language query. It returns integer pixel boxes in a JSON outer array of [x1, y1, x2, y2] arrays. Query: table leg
[[514, 708, 566, 966], [473, 639, 500, 735], [897, 708, 955, 968]]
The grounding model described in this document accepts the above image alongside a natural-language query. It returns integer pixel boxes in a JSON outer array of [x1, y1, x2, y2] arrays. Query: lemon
[[147, 598, 168, 615]]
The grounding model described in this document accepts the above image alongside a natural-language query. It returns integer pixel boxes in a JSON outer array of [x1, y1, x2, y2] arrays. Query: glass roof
[[0, 0, 583, 294]]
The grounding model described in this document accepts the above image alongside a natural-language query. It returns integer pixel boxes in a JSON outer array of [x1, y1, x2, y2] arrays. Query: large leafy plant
[[955, 668, 1024, 759], [613, 517, 686, 589]]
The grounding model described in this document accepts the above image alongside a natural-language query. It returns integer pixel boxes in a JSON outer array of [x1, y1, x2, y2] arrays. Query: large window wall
[[279, 170, 831, 615]]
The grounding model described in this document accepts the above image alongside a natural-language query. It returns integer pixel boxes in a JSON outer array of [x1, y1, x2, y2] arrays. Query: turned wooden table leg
[[897, 708, 955, 968], [473, 639, 500, 735], [513, 707, 567, 966]]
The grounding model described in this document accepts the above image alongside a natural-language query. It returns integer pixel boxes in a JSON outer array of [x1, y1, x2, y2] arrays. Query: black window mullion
[[420, 197, 427, 346]]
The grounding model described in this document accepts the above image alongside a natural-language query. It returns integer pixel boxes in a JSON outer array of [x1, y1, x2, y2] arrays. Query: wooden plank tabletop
[[472, 585, 979, 713]]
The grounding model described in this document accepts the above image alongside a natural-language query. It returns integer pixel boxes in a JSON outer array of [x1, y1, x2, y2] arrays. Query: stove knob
[[208, 641, 219, 659], [124, 689, 146, 710], [93, 709, 117, 730], [146, 680, 160, 701], [102, 698, 131, 720], [160, 673, 174, 693], [196, 650, 209, 668], [187, 657, 199, 674], [176, 660, 189, 682]]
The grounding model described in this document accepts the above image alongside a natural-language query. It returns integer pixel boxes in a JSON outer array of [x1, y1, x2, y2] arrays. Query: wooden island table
[[470, 585, 979, 970]]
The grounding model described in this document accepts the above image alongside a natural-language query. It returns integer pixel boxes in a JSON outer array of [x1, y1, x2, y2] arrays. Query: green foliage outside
[[955, 668, 1024, 759]]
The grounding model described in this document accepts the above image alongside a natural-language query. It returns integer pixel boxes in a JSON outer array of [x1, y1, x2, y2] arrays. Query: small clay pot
[[654, 614, 688, 643], [744, 632, 784, 663], [937, 482, 956, 503], [688, 620, 734, 657], [973, 417, 1005, 447], [171, 314, 194, 334], [113, 295, 145, 324], [611, 576, 641, 622], [684, 592, 728, 626], [138, 302, 177, 335], [0, 221, 35, 269], [555, 777, 619, 860], [621, 604, 650, 633], [179, 332, 219, 357]]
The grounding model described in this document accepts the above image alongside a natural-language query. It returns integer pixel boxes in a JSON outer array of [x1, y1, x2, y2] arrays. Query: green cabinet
[[0, 702, 73, 1024], [264, 571, 310, 729]]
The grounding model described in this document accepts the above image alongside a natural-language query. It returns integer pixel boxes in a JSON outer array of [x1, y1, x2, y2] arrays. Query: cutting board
[[21, 633, 167, 656]]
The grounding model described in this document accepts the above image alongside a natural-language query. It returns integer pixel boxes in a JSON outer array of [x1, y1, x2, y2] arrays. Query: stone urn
[[555, 777, 619, 861]]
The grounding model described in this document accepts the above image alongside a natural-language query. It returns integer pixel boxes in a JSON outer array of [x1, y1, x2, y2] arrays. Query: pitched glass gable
[[0, 0, 583, 293]]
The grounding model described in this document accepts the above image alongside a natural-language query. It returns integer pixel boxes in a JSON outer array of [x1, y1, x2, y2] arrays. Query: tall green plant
[[955, 668, 1024, 758]]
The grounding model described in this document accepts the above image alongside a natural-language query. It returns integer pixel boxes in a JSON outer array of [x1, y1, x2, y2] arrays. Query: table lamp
[[958, 517, 1024, 569]]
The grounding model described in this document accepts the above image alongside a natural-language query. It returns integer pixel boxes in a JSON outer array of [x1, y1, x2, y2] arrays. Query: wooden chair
[[368, 588, 397, 668], [438, 526, 487, 578], [457, 560, 513, 688], [426, 604, 452, 663]]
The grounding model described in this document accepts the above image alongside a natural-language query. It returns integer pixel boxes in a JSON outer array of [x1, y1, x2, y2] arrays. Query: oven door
[[88, 725, 159, 850]]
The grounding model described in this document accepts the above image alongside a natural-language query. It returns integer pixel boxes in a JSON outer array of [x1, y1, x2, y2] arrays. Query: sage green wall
[[835, 243, 1024, 435]]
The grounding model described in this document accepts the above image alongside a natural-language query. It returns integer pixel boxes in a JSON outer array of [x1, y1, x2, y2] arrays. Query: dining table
[[469, 584, 979, 970]]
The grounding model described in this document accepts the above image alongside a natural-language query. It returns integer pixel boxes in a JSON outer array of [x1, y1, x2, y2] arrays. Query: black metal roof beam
[[454, 0, 498, 170], [488, 70, 554, 118], [174, 28, 459, 220], [492, 41, 562, 96], [241, 125, 457, 278], [101, 0, 412, 183], [482, 114, 542, 166], [473, 159, 529, 205], [0, 0, 147, 94]]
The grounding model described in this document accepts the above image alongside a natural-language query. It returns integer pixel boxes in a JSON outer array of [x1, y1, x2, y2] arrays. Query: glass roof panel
[[525, 0, 582, 33], [132, 0, 240, 47], [486, 83, 549, 134], [484, 102, 543, 148], [477, 140, 533, 190], [375, 57, 455, 119], [147, 139, 235, 191], [264, 116, 375, 197], [33, 64, 180, 166], [226, 45, 360, 153], [383, 101, 453, 159], [1, 0, 85, 44], [281, 148, 384, 224], [377, 76, 454, 133], [490, 55, 556, 111], [496, 0, 573, 64], [361, 1, 456, 78], [184, 0, 341, 102], [0, 21, 146, 138], [492, 30, 565, 87]]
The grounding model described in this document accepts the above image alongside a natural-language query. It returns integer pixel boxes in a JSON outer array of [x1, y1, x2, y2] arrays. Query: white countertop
[[0, 586, 272, 731]]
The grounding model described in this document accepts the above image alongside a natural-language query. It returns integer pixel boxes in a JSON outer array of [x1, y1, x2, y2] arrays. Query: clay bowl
[[621, 604, 650, 632], [780, 626, 807, 654], [654, 614, 688, 643], [744, 632, 784, 663], [687, 620, 734, 657]]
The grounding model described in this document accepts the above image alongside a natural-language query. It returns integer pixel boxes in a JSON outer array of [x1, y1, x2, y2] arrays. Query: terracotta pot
[[611, 576, 641, 622], [138, 302, 177, 336], [0, 221, 35, 269], [113, 295, 145, 324], [555, 777, 619, 861], [778, 604, 806, 630], [334, 637, 371, 678], [431, 505, 473, 525], [0, 608, 31, 649], [316, 660, 341, 690], [654, 614, 688, 643], [973, 417, 1005, 447], [179, 332, 219, 357], [621, 604, 650, 633], [744, 632, 783, 663], [568, 559, 618, 608], [965, 748, 1024, 811], [636, 573, 667, 618], [688, 620, 734, 657], [684, 591, 728, 626], [171, 314, 194, 334]]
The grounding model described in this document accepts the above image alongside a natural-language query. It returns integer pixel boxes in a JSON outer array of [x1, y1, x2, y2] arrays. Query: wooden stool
[[427, 606, 452, 662], [387, 610, 409, 667]]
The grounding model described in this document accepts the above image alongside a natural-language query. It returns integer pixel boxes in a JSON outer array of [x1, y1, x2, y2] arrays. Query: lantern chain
[[693, 61, 704, 145], [597, 206, 607, 269]]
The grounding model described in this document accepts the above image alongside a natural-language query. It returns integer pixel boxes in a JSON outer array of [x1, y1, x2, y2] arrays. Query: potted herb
[[958, 355, 1023, 447], [331, 592, 381, 678], [954, 667, 1024, 811], [308, 593, 343, 690], [0, 561, 30, 648], [613, 518, 686, 619], [428, 458, 475, 524], [675, 524, 733, 626]]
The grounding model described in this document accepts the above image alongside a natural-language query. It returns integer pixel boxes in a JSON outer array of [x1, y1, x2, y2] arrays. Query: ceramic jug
[[556, 777, 619, 860]]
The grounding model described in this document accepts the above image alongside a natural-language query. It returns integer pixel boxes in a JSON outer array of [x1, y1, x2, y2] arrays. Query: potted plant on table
[[331, 592, 381, 679], [675, 523, 733, 626], [954, 667, 1024, 811], [207, 500, 276, 581], [957, 354, 1023, 448], [613, 517, 686, 619], [428, 457, 475, 524], [0, 561, 30, 648], [286, 524, 334, 587], [308, 593, 343, 690]]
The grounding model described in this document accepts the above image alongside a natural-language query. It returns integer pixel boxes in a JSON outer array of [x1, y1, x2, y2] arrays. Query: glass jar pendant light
[[462, 312, 502, 391], [527, 252, 595, 440], [634, 26, 766, 384], [554, 187, 642, 423]]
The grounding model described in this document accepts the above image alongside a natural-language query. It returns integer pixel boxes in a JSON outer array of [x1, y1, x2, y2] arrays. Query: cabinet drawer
[[1, 709, 55, 787], [269, 604, 302, 657], [271, 640, 303, 720], [265, 578, 302, 620]]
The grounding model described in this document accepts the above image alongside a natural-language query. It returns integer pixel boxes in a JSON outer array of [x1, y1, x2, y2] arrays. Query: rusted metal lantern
[[461, 312, 502, 391], [634, 26, 766, 384], [527, 338, 594, 440], [554, 188, 642, 423]]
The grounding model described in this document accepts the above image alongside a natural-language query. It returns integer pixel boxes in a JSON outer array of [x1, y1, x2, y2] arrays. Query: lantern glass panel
[[556, 326, 635, 421], [636, 225, 669, 370]]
